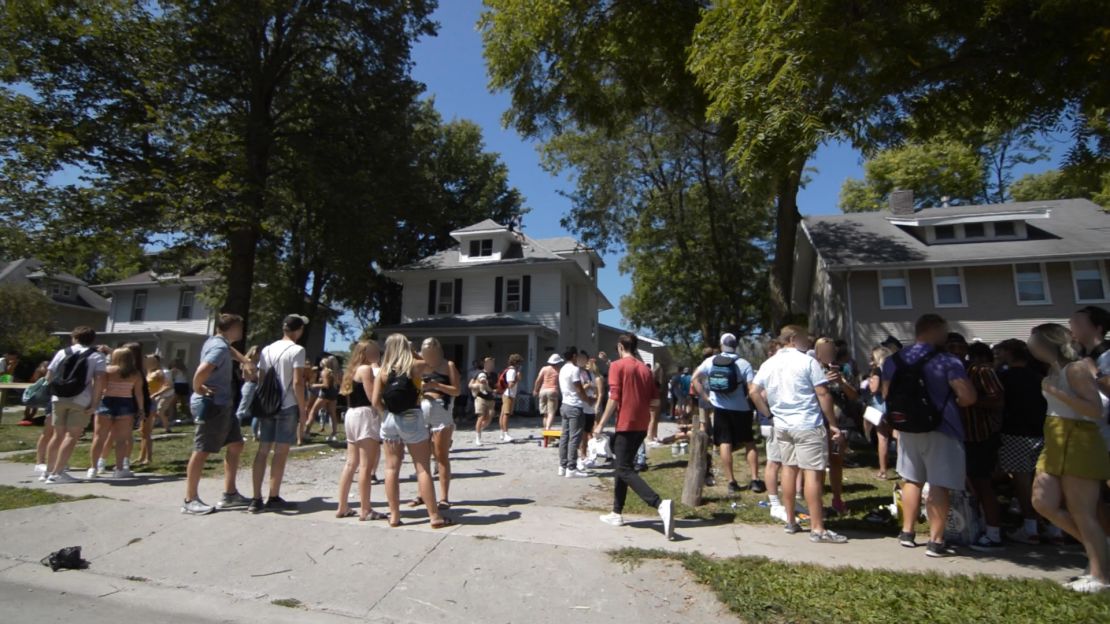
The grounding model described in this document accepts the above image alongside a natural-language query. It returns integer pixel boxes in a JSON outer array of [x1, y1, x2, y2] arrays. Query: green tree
[[0, 284, 57, 362], [839, 140, 984, 212]]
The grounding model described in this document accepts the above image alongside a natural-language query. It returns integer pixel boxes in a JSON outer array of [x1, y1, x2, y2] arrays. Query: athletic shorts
[[582, 411, 596, 434], [776, 427, 828, 471], [258, 406, 298, 445], [381, 408, 430, 445], [344, 406, 382, 443], [964, 435, 1000, 480], [422, 398, 455, 433], [474, 397, 495, 415], [52, 400, 91, 430], [192, 397, 243, 453], [713, 409, 754, 446], [762, 426, 782, 463], [897, 430, 965, 491], [98, 396, 138, 419]]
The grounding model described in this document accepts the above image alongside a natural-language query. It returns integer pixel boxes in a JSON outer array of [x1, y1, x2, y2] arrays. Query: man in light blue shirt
[[693, 334, 759, 495]]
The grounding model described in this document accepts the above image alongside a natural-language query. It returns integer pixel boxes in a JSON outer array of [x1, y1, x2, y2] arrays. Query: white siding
[[107, 286, 213, 334], [399, 267, 564, 333]]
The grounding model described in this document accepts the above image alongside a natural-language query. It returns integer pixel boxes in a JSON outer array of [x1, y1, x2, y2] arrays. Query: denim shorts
[[381, 409, 430, 445], [258, 405, 299, 445], [98, 396, 138, 419]]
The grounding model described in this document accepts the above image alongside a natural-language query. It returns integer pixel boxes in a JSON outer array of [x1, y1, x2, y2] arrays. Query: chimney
[[889, 189, 914, 215]]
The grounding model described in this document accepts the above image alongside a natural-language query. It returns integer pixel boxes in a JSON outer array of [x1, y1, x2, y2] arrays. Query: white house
[[378, 219, 667, 396]]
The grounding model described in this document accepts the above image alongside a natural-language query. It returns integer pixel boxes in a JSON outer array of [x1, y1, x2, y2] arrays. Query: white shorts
[[897, 430, 965, 491], [381, 409, 430, 445], [762, 426, 782, 463], [344, 406, 382, 443], [776, 427, 828, 471], [422, 398, 455, 433]]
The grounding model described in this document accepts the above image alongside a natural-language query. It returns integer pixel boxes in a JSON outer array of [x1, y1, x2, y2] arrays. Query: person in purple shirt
[[882, 314, 977, 557]]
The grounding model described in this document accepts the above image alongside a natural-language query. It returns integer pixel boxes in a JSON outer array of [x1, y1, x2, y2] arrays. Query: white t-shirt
[[751, 347, 828, 430], [559, 363, 585, 408], [260, 339, 306, 410], [47, 345, 107, 408], [502, 367, 519, 398]]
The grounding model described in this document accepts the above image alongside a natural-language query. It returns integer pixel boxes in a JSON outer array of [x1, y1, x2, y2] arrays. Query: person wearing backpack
[[693, 333, 759, 496], [881, 314, 977, 557], [496, 353, 523, 443], [248, 314, 309, 513], [41, 326, 108, 484]]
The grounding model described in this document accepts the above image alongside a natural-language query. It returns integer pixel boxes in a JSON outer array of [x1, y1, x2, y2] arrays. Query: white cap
[[547, 354, 565, 365], [720, 333, 738, 353]]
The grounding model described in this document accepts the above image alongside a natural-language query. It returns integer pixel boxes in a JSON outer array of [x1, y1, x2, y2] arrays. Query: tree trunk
[[768, 156, 807, 330], [681, 413, 710, 507], [223, 223, 258, 345]]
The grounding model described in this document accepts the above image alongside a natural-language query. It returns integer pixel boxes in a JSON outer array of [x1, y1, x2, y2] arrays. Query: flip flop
[[437, 500, 452, 509], [431, 518, 455, 530], [336, 509, 357, 518], [409, 497, 425, 508], [360, 511, 388, 521]]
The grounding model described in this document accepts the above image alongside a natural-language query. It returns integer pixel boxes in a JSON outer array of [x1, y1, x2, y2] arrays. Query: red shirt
[[608, 356, 653, 432]]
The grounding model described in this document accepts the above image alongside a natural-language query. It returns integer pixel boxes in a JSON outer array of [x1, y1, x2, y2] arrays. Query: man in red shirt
[[593, 333, 674, 539]]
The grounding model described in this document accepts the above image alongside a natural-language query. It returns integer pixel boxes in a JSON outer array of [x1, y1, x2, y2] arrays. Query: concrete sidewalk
[[0, 419, 1087, 623]]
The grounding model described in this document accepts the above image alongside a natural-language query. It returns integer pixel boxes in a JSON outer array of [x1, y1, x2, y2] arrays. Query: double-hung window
[[1013, 263, 1050, 305], [1073, 260, 1109, 303], [878, 270, 911, 309], [932, 268, 966, 307]]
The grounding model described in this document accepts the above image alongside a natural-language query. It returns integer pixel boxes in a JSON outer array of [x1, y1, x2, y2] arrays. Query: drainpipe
[[845, 269, 857, 363]]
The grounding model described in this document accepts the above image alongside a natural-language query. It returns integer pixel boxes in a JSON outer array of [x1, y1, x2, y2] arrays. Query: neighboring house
[[0, 258, 109, 331], [597, 323, 671, 372], [378, 219, 620, 397], [792, 194, 1110, 364]]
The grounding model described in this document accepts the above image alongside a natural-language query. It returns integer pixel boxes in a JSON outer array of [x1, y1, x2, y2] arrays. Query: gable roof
[[0, 258, 109, 312], [387, 232, 571, 273], [96, 269, 218, 289], [802, 198, 1110, 270], [451, 219, 507, 234]]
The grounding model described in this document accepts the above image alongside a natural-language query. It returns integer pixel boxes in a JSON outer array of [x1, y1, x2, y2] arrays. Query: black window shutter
[[494, 277, 503, 313], [427, 279, 438, 315], [453, 278, 462, 314], [522, 275, 531, 312]]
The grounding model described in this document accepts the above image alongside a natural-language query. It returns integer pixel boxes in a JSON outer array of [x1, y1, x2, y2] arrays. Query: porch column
[[526, 331, 538, 394], [467, 334, 477, 369]]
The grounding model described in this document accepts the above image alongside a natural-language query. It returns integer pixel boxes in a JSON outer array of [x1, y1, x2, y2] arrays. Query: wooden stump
[[681, 417, 709, 507]]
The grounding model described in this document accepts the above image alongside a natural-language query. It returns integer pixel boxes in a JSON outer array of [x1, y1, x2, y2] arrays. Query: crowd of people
[[12, 302, 1110, 592]]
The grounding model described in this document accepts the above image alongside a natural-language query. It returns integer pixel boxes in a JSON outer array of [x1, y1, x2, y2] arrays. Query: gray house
[[792, 194, 1110, 363], [0, 258, 109, 332]]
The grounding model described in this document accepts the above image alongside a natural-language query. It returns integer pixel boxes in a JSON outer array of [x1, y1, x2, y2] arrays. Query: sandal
[[336, 509, 357, 518], [409, 497, 425, 508], [876, 472, 887, 480], [360, 511, 388, 521], [437, 500, 452, 509], [431, 517, 455, 530], [389, 518, 403, 528]]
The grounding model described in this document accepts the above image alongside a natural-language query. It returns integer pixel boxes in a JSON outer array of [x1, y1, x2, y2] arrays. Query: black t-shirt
[[999, 366, 1048, 437]]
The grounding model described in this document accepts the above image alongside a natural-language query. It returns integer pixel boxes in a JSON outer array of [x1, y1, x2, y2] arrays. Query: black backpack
[[252, 344, 295, 419], [707, 355, 744, 395], [885, 350, 946, 433], [48, 348, 95, 398], [382, 370, 418, 414]]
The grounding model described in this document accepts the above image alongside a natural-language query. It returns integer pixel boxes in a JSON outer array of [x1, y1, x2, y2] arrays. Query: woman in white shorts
[[336, 340, 386, 521], [417, 337, 461, 508], [373, 334, 452, 529]]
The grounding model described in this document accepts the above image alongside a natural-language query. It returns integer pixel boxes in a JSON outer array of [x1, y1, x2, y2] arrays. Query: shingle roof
[[377, 315, 548, 331], [533, 236, 582, 254], [451, 219, 507, 234], [96, 269, 217, 289], [389, 233, 570, 272], [0, 258, 109, 312], [802, 199, 1110, 269]]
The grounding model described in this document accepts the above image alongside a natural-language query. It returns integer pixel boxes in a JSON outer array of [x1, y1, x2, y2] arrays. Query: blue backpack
[[707, 355, 742, 394]]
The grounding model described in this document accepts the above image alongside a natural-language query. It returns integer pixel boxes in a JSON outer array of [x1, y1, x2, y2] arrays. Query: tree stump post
[[681, 413, 709, 507]]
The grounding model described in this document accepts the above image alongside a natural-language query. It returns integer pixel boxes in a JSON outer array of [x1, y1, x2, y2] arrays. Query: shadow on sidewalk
[[449, 469, 505, 481], [94, 474, 184, 487]]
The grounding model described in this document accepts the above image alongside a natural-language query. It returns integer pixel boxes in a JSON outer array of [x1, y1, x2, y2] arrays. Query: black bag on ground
[[885, 350, 945, 433], [252, 345, 294, 419], [47, 348, 95, 398], [41, 546, 89, 571]]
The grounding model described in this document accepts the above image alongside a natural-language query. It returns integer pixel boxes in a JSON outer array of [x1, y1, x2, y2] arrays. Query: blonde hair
[[1031, 323, 1080, 364], [381, 334, 416, 377], [245, 345, 261, 363], [779, 325, 810, 343], [870, 346, 892, 370], [341, 341, 380, 395], [421, 336, 443, 355], [111, 347, 137, 378]]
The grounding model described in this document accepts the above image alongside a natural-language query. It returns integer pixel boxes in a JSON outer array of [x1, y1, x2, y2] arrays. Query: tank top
[[422, 369, 452, 408], [349, 375, 371, 408], [148, 371, 166, 396], [1044, 367, 1084, 421], [540, 366, 559, 391], [105, 376, 135, 398]]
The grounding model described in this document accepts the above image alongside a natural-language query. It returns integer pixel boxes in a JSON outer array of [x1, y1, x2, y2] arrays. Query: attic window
[[934, 225, 956, 241], [963, 223, 985, 239], [993, 221, 1016, 237], [468, 239, 493, 257]]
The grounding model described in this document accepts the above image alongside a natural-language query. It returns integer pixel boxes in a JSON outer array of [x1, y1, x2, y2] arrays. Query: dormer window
[[468, 239, 493, 257], [963, 222, 985, 239], [934, 225, 956, 241], [994, 221, 1016, 237]]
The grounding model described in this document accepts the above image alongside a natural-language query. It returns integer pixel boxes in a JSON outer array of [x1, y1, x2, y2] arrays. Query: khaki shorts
[[776, 427, 828, 471], [52, 400, 91, 429], [475, 397, 495, 416], [538, 389, 559, 416], [501, 396, 515, 417]]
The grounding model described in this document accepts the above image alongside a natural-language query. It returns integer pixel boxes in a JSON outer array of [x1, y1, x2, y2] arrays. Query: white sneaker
[[502, 433, 514, 443], [96, 457, 106, 472], [86, 467, 98, 479], [659, 499, 675, 540], [34, 463, 47, 475], [557, 467, 567, 477], [1065, 576, 1110, 593], [582, 458, 598, 469], [47, 472, 79, 484], [474, 436, 483, 446], [122, 457, 131, 470], [770, 504, 789, 523], [38, 473, 49, 482], [114, 468, 134, 479], [565, 469, 589, 478], [576, 459, 587, 471], [599, 512, 625, 526]]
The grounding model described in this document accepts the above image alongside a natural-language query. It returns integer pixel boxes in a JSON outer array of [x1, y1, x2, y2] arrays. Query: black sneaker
[[265, 496, 298, 512], [750, 479, 767, 494], [925, 541, 956, 558], [727, 481, 742, 495], [705, 474, 716, 487], [215, 491, 252, 510], [247, 497, 264, 514], [898, 531, 918, 548]]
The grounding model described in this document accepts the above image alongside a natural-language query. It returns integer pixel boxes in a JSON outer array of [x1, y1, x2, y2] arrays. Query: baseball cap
[[880, 335, 903, 351], [547, 354, 564, 365], [720, 333, 738, 353], [283, 314, 309, 331]]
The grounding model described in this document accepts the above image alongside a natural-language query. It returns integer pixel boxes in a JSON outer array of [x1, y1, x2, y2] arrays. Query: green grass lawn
[[2, 424, 345, 477], [0, 484, 95, 511], [0, 423, 45, 453], [613, 548, 1110, 624], [607, 439, 929, 535]]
